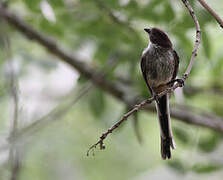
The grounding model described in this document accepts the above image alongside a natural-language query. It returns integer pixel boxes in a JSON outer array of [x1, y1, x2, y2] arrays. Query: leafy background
[[0, 0, 223, 179]]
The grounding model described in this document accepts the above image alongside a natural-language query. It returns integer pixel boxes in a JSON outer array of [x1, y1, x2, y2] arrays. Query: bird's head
[[144, 28, 172, 48]]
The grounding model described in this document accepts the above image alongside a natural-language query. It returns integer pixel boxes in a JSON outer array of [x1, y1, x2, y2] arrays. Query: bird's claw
[[153, 94, 159, 102], [167, 78, 185, 87], [176, 78, 184, 87]]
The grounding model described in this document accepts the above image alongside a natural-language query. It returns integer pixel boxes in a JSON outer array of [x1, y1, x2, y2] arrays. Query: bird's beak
[[144, 28, 151, 34]]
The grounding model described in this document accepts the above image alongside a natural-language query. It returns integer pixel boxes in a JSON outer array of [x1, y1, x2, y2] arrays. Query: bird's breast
[[144, 47, 175, 88]]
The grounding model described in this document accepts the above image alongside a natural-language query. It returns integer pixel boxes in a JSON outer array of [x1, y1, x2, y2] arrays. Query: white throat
[[142, 42, 150, 55], [142, 42, 158, 55]]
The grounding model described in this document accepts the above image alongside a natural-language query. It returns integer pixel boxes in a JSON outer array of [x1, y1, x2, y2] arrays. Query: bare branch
[[87, 81, 184, 155], [8, 83, 93, 144], [0, 4, 124, 100], [0, 83, 93, 154], [197, 0, 223, 28], [5, 36, 21, 180], [171, 104, 223, 132], [7, 51, 120, 145], [88, 94, 223, 155], [181, 0, 201, 79], [184, 86, 223, 96], [87, 98, 151, 155]]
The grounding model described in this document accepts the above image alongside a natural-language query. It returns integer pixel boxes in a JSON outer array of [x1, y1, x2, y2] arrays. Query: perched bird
[[140, 27, 179, 159]]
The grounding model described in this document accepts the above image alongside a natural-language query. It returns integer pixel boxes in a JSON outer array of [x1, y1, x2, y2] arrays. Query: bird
[[140, 27, 179, 159]]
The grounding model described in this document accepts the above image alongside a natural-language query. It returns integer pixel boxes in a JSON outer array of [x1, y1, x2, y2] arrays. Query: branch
[[6, 52, 119, 144], [5, 36, 21, 180], [184, 86, 223, 96], [87, 82, 183, 155], [0, 83, 93, 154], [171, 104, 223, 132], [197, 0, 223, 28], [182, 0, 201, 78], [115, 76, 223, 96], [87, 0, 201, 155], [4, 54, 121, 151], [0, 5, 124, 100], [8, 82, 93, 144]]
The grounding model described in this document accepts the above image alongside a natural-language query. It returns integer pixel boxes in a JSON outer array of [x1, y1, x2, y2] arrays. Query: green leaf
[[147, 0, 164, 11], [175, 32, 193, 55], [89, 88, 105, 118], [163, 2, 175, 22], [192, 163, 222, 174], [77, 75, 88, 84], [24, 0, 41, 12], [94, 42, 111, 64], [177, 14, 194, 29], [198, 132, 222, 153], [202, 30, 211, 58], [173, 127, 190, 144], [167, 159, 187, 174], [48, 0, 64, 7], [138, 0, 165, 22], [124, 0, 138, 12], [211, 99, 223, 117], [39, 18, 64, 36], [198, 9, 213, 26]]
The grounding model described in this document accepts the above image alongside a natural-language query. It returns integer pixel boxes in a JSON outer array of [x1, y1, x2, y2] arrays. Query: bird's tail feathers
[[155, 94, 175, 160]]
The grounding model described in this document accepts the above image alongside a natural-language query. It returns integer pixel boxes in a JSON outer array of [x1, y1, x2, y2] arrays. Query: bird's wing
[[172, 50, 179, 80], [140, 55, 153, 94]]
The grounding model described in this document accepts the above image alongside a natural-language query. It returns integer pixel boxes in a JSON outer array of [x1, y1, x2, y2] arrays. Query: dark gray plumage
[[141, 28, 179, 159]]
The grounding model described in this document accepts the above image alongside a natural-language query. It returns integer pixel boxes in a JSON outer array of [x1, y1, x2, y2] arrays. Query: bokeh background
[[0, 0, 223, 179]]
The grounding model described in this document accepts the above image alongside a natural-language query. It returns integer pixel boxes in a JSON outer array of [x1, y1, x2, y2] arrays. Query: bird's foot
[[153, 94, 159, 102], [175, 78, 184, 87], [167, 78, 184, 87]]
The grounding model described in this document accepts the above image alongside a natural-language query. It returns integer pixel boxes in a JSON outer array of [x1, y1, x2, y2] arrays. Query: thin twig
[[8, 82, 93, 144], [197, 0, 223, 28], [4, 55, 119, 151], [87, 0, 201, 155], [87, 98, 151, 155], [7, 53, 120, 144], [87, 82, 183, 155], [182, 0, 201, 79], [5, 36, 21, 180], [0, 83, 93, 154]]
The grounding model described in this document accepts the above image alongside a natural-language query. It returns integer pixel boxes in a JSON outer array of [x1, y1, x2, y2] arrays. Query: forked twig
[[87, 82, 183, 156], [87, 0, 201, 156]]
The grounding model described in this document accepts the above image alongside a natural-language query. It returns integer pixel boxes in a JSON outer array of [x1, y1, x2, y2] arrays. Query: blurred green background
[[0, 0, 223, 179]]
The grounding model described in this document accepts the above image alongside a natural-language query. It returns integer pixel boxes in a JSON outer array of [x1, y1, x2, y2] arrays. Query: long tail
[[155, 94, 175, 160]]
